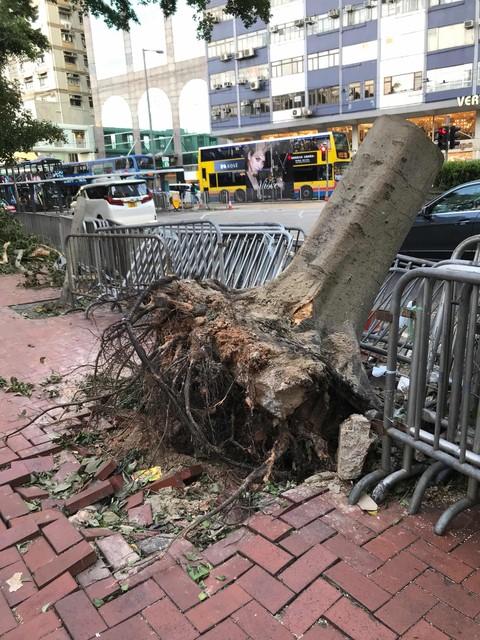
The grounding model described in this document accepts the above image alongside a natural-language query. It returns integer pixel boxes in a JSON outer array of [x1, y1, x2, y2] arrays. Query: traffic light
[[319, 144, 327, 162], [435, 127, 449, 151], [449, 126, 461, 150]]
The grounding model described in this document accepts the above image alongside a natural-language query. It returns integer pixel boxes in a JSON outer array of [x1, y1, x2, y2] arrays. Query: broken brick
[[0, 493, 30, 522], [97, 534, 140, 571], [94, 459, 117, 481], [128, 504, 153, 527], [23, 537, 56, 573], [125, 491, 144, 510], [64, 480, 113, 514], [0, 462, 31, 487], [147, 474, 185, 492], [43, 518, 83, 554], [22, 456, 55, 474], [109, 474, 125, 493], [15, 486, 49, 500], [80, 527, 114, 540], [34, 540, 97, 588], [0, 519, 39, 551]]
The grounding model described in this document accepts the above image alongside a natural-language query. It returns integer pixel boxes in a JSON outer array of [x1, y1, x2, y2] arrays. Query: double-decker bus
[[197, 132, 351, 202]]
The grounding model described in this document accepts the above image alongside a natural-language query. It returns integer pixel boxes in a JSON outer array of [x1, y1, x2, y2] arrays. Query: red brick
[[125, 490, 143, 510], [186, 584, 251, 633], [426, 601, 480, 640], [41, 498, 64, 511], [178, 464, 204, 484], [34, 540, 97, 587], [452, 532, 480, 569], [280, 494, 335, 529], [64, 479, 113, 514], [199, 619, 248, 640], [237, 564, 294, 613], [109, 474, 125, 492], [94, 459, 117, 481], [99, 579, 164, 626], [15, 573, 78, 621], [6, 434, 31, 453], [0, 492, 30, 521], [402, 619, 450, 640], [332, 496, 405, 535], [125, 555, 175, 589], [325, 561, 391, 611], [0, 518, 38, 551], [0, 546, 21, 569], [247, 513, 292, 541], [94, 615, 159, 640], [321, 510, 376, 545], [43, 518, 83, 553], [232, 600, 294, 640], [464, 569, 480, 595], [279, 530, 314, 557], [147, 473, 185, 492], [128, 503, 153, 526], [409, 539, 473, 583], [10, 508, 62, 529], [17, 443, 62, 459], [325, 597, 396, 640], [0, 590, 17, 636], [203, 555, 252, 596], [23, 536, 57, 572], [279, 543, 337, 592], [376, 583, 437, 634], [144, 596, 199, 640], [0, 559, 37, 606], [324, 533, 382, 575], [363, 523, 418, 561], [80, 527, 114, 540], [302, 622, 347, 639], [42, 631, 71, 640], [0, 485, 13, 496], [85, 576, 119, 602], [203, 528, 254, 566], [3, 610, 61, 640], [416, 568, 480, 617], [402, 509, 469, 553], [282, 484, 327, 504], [238, 534, 292, 574], [0, 461, 31, 487], [55, 590, 107, 640], [22, 455, 55, 473], [15, 485, 49, 500], [30, 433, 57, 446], [0, 447, 18, 466], [153, 564, 201, 611], [369, 550, 428, 594], [281, 578, 341, 636]]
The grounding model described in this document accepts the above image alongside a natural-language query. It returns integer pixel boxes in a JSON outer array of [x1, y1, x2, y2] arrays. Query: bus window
[[202, 168, 207, 180], [209, 173, 218, 188], [293, 166, 317, 182], [217, 172, 245, 187], [137, 155, 154, 170], [332, 132, 350, 158], [115, 158, 128, 170]]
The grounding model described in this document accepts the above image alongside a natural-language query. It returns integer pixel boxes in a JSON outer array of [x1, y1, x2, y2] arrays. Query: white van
[[71, 179, 156, 233]]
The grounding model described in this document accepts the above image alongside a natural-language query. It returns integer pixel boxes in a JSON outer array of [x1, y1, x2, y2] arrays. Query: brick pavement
[[1, 275, 480, 639]]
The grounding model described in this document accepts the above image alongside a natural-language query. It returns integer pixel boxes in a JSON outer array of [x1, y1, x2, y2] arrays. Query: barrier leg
[[371, 464, 426, 504], [434, 478, 478, 535], [408, 460, 446, 514]]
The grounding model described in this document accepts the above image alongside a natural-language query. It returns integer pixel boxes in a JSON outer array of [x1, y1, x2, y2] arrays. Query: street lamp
[[142, 48, 164, 166]]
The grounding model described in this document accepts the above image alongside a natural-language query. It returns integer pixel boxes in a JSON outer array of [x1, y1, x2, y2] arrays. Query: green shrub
[[435, 160, 480, 190]]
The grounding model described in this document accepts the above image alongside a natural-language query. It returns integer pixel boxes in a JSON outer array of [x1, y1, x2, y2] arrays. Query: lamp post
[[142, 48, 164, 166]]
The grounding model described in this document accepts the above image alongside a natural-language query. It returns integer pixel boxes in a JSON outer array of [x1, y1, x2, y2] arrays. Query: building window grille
[[272, 93, 305, 111], [271, 56, 304, 78], [69, 94, 82, 107], [307, 49, 339, 71], [308, 85, 340, 105]]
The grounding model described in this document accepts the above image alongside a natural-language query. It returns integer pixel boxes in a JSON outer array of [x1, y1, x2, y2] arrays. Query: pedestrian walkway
[[0, 275, 479, 639]]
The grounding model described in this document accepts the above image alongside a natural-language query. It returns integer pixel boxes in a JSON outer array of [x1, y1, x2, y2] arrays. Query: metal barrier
[[65, 233, 170, 302], [351, 263, 480, 534]]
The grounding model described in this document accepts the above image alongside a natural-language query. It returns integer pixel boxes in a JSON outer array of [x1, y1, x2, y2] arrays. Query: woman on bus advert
[[244, 142, 271, 200]]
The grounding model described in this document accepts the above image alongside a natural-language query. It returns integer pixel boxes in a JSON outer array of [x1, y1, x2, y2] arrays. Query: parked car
[[401, 181, 480, 261], [71, 179, 156, 233]]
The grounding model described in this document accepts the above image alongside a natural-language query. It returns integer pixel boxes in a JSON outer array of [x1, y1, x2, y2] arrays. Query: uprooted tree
[[91, 116, 443, 480]]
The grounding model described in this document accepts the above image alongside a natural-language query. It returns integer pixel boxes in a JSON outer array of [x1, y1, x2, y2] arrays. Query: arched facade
[[178, 79, 210, 134], [137, 89, 173, 131], [101, 96, 133, 129]]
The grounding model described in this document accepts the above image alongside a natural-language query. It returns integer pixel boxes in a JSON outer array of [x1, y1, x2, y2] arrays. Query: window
[[348, 82, 361, 101], [382, 0, 420, 16], [430, 184, 480, 215], [429, 0, 461, 5], [109, 182, 148, 198], [364, 79, 375, 98], [211, 103, 238, 119], [342, 5, 377, 27], [66, 72, 80, 85], [88, 95, 93, 108], [270, 21, 305, 44], [81, 34, 86, 48], [69, 94, 82, 107], [306, 13, 339, 35], [78, 12, 84, 23], [384, 71, 422, 94], [64, 52, 77, 65], [217, 172, 246, 187], [58, 9, 71, 20], [24, 76, 33, 90], [272, 93, 305, 111], [83, 54, 88, 67], [428, 24, 475, 52], [38, 72, 48, 87], [271, 56, 304, 77], [206, 5, 230, 22], [427, 64, 472, 92], [210, 70, 236, 90], [309, 86, 339, 105], [308, 49, 339, 71], [61, 29, 74, 43], [207, 37, 235, 59], [37, 54, 45, 64], [73, 130, 86, 147], [237, 30, 268, 51], [240, 98, 270, 116], [86, 185, 108, 199], [237, 64, 268, 84], [86, 77, 91, 88]]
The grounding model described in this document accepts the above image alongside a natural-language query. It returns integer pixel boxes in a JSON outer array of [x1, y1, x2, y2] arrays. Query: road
[[156, 200, 325, 235]]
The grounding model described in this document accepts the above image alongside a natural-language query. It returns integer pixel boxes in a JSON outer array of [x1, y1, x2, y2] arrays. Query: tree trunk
[[95, 116, 443, 476]]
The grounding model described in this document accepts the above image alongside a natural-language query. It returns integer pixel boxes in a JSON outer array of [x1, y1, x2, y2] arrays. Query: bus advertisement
[[197, 132, 351, 202]]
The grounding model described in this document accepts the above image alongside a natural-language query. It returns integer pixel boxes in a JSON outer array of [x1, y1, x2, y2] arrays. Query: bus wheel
[[234, 189, 246, 203], [219, 190, 229, 204], [300, 185, 313, 200]]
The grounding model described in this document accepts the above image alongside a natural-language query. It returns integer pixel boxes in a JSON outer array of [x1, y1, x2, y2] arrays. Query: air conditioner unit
[[238, 78, 247, 85], [214, 83, 223, 90], [294, 19, 305, 27], [270, 25, 280, 33], [305, 17, 315, 25], [328, 8, 340, 17], [211, 16, 221, 24], [302, 107, 313, 117], [220, 53, 233, 61], [464, 19, 475, 29], [237, 47, 255, 59], [224, 107, 232, 115], [223, 81, 233, 88], [250, 79, 262, 90], [212, 113, 221, 120], [344, 5, 354, 12], [292, 108, 303, 118], [241, 100, 253, 106], [364, 0, 375, 7]]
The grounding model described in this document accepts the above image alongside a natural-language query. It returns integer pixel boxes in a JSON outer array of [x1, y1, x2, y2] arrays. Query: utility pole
[[142, 48, 164, 167]]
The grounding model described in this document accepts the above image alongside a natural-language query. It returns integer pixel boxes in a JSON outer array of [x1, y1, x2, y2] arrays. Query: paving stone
[[279, 543, 337, 592], [97, 533, 140, 570], [126, 491, 144, 510], [237, 564, 294, 614], [280, 494, 335, 529], [202, 528, 254, 566], [109, 474, 125, 492], [451, 531, 480, 569], [2, 610, 61, 640], [415, 568, 480, 618], [94, 459, 117, 481], [34, 540, 97, 588], [281, 578, 342, 637], [0, 492, 30, 521], [15, 485, 49, 500], [0, 547, 21, 570], [376, 583, 438, 635], [301, 621, 347, 639], [99, 578, 164, 626], [238, 534, 293, 574], [232, 600, 294, 640], [408, 539, 473, 583], [0, 518, 39, 551], [128, 503, 153, 526], [186, 584, 251, 633], [122, 555, 175, 589], [23, 536, 56, 573], [0, 461, 31, 487], [369, 549, 428, 594], [15, 572, 78, 621], [76, 558, 111, 587], [0, 448, 18, 466], [321, 510, 376, 545], [94, 615, 159, 640], [325, 597, 396, 640], [52, 462, 81, 484], [42, 631, 71, 640], [22, 455, 55, 474], [426, 601, 480, 640], [64, 480, 113, 514], [144, 596, 199, 640], [363, 523, 418, 561], [154, 563, 202, 611], [85, 576, 119, 602], [325, 561, 391, 611], [402, 619, 450, 640], [43, 518, 83, 553], [6, 435, 31, 453], [246, 513, 292, 541], [199, 618, 249, 640], [323, 533, 382, 575], [17, 443, 63, 459], [55, 590, 107, 640], [463, 568, 480, 595], [0, 590, 17, 636], [203, 555, 252, 597], [80, 527, 114, 540], [281, 484, 327, 504], [10, 508, 62, 529]]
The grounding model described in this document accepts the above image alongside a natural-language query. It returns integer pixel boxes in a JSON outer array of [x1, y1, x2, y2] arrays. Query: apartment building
[[7, 0, 95, 161], [206, 0, 480, 156]]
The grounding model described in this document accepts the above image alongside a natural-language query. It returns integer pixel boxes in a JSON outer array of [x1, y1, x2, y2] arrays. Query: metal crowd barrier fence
[[65, 233, 170, 302], [351, 263, 480, 534]]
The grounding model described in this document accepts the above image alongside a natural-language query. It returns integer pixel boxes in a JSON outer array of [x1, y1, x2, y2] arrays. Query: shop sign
[[457, 94, 480, 107]]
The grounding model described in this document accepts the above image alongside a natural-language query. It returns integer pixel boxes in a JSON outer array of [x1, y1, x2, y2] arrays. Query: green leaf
[[120, 584, 129, 592], [93, 598, 104, 608], [198, 592, 208, 602], [186, 562, 212, 583], [215, 575, 226, 582]]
